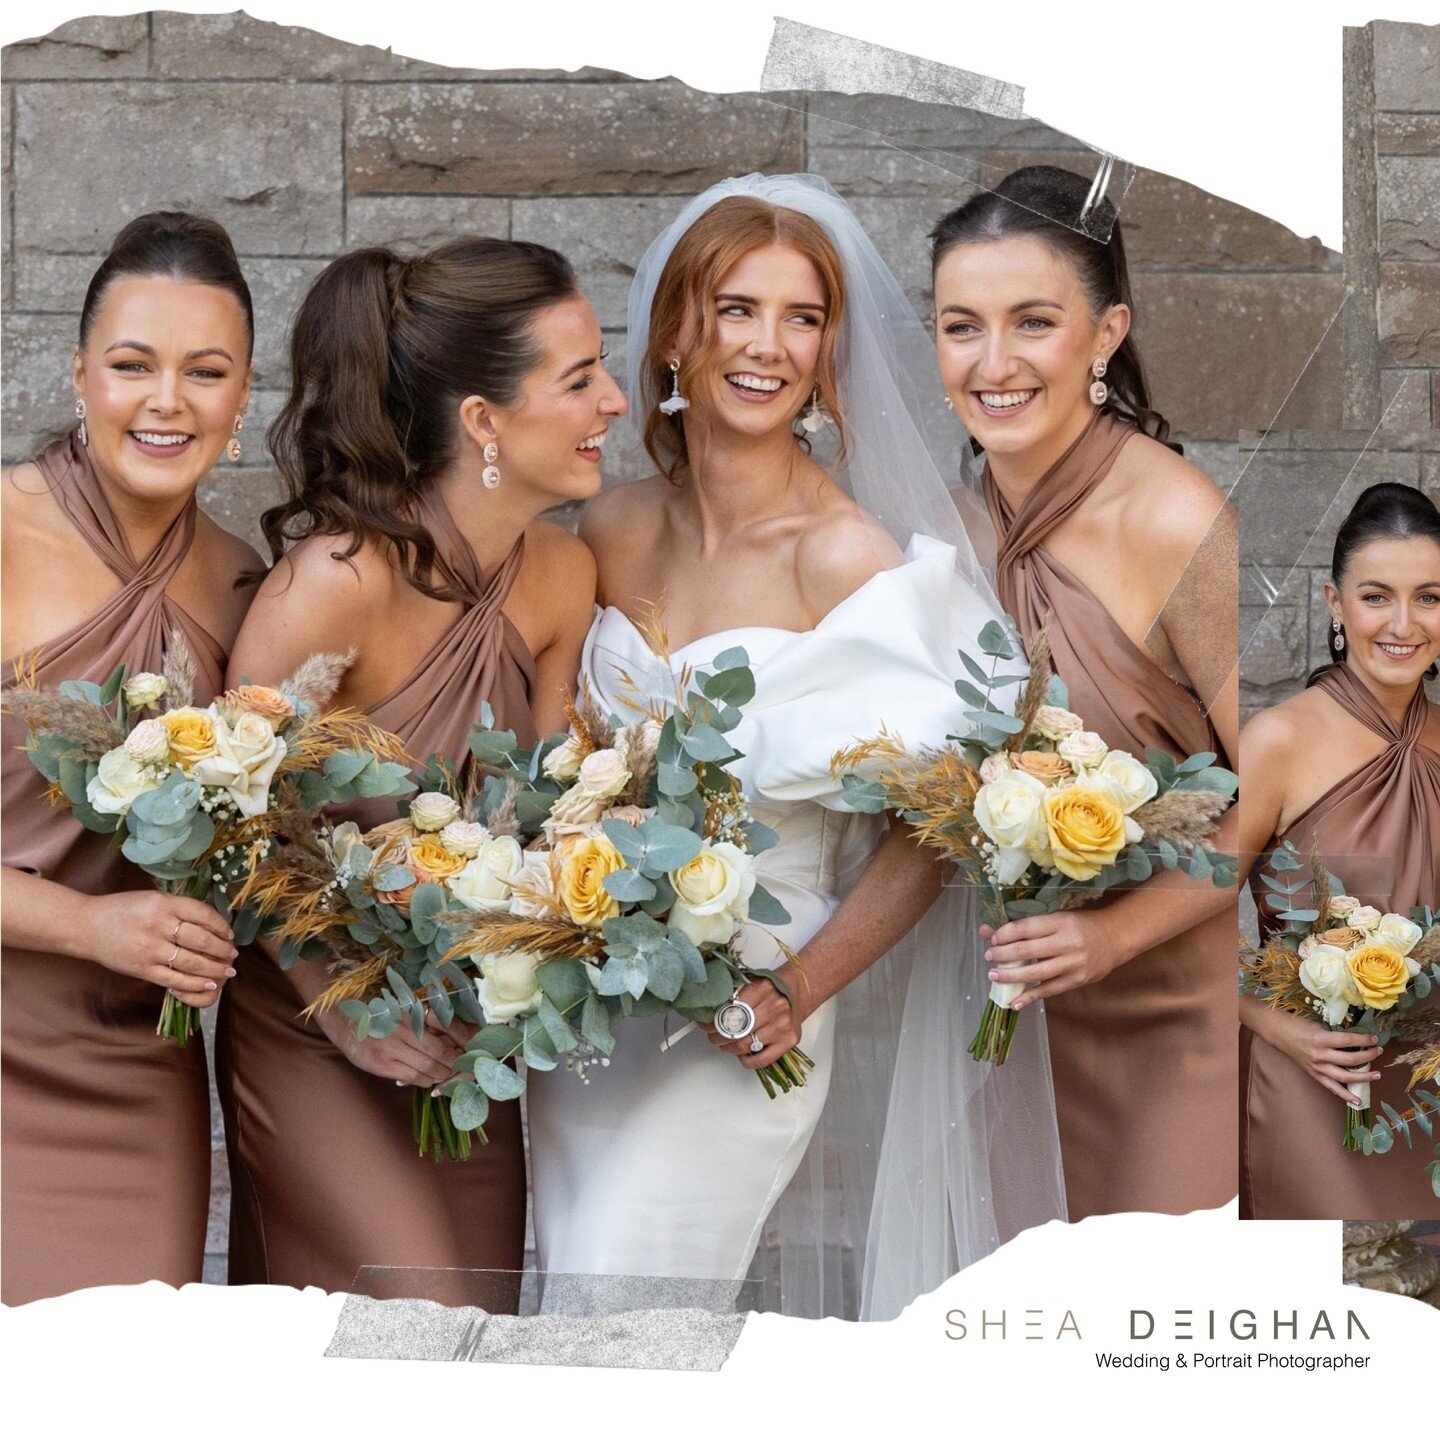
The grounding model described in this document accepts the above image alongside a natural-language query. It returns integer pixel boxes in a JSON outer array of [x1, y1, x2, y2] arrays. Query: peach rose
[[223, 684, 295, 725], [1014, 750, 1073, 784]]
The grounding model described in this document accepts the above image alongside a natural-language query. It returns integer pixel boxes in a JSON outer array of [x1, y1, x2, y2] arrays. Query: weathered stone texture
[[347, 84, 804, 196], [1375, 112, 1440, 155], [198, 467, 286, 553], [346, 195, 512, 252], [1372, 21, 1440, 113], [1377, 157, 1440, 262], [12, 83, 344, 255], [2, 310, 78, 462], [1378, 263, 1440, 366], [2, 15, 149, 80]]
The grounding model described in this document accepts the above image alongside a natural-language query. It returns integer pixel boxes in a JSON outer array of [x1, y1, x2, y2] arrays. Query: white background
[[3, 1, 1439, 1432]]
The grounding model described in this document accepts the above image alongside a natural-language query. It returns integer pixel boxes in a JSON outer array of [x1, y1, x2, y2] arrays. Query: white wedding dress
[[527, 535, 1002, 1302]]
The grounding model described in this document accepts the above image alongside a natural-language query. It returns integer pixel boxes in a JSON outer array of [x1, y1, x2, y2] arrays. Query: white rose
[[1094, 750, 1160, 815], [544, 784, 608, 835], [1057, 730, 1108, 769], [122, 672, 168, 710], [188, 712, 287, 818], [1349, 906, 1382, 934], [410, 791, 461, 832], [86, 747, 163, 816], [989, 846, 1034, 886], [668, 841, 758, 947], [577, 748, 631, 800], [1299, 944, 1362, 1018], [1297, 934, 1321, 962], [1328, 895, 1360, 921], [974, 770, 1048, 853], [1370, 914, 1420, 953], [447, 836, 525, 912], [542, 735, 585, 781], [509, 850, 560, 917], [1032, 706, 1084, 741], [439, 820, 490, 858], [123, 717, 170, 766], [475, 951, 544, 1024], [978, 752, 1013, 784]]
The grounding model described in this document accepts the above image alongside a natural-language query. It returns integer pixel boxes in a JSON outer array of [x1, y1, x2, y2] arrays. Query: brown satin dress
[[983, 409, 1237, 1219], [1242, 664, 1440, 1220], [2, 435, 228, 1305], [215, 492, 537, 1293]]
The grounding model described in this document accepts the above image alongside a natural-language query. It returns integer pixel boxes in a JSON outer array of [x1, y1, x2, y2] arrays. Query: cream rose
[[974, 770, 1048, 854], [122, 672, 167, 710], [544, 784, 608, 834], [448, 836, 525, 912], [667, 841, 758, 947], [577, 748, 631, 800], [188, 711, 287, 818], [475, 951, 544, 1024], [409, 791, 461, 832], [1328, 895, 1361, 921], [1298, 943, 1361, 1026], [978, 752, 1012, 784], [439, 820, 490, 858], [1094, 750, 1160, 815], [542, 734, 585, 782], [1348, 906, 1382, 934], [86, 747, 162, 816], [1031, 706, 1084, 741], [1057, 730, 1108, 769], [123, 717, 170, 766], [509, 850, 560, 917], [1373, 914, 1423, 957]]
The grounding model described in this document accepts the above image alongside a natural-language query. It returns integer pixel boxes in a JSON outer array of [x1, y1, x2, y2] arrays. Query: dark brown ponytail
[[262, 237, 578, 598], [930, 165, 1176, 451]]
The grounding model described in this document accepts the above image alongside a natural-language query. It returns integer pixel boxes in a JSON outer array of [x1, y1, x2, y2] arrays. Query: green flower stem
[[412, 1087, 476, 1162], [154, 875, 210, 1045], [755, 1045, 815, 1098], [968, 999, 1018, 1065], [1342, 1101, 1372, 1153]]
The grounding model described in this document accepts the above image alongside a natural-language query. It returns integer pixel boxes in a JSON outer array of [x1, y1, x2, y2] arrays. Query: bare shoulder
[[1116, 433, 1232, 552], [248, 530, 396, 622], [793, 499, 904, 622], [518, 519, 597, 609], [1241, 690, 1323, 765], [578, 477, 666, 555], [1, 462, 58, 536]]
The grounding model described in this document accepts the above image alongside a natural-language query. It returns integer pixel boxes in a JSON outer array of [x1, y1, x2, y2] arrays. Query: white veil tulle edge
[[624, 173, 1067, 1320]]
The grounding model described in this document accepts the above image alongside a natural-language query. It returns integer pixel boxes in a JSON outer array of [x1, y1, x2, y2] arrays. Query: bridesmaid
[[931, 165, 1241, 1218], [216, 238, 627, 1293], [1240, 483, 1440, 1219], [2, 212, 260, 1303]]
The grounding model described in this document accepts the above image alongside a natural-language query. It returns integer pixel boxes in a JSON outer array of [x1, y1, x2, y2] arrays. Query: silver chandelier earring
[[1089, 356, 1109, 406], [482, 441, 501, 490], [74, 397, 88, 448], [1333, 617, 1346, 653], [658, 357, 689, 416], [226, 412, 244, 463], [800, 386, 831, 435]]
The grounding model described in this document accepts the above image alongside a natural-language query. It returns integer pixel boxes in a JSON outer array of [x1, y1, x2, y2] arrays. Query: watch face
[[714, 1000, 756, 1039]]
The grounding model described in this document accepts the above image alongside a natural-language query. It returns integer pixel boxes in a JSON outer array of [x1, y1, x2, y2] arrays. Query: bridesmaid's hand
[[982, 911, 1133, 1007], [1255, 1009, 1385, 1106], [702, 970, 804, 1069], [74, 890, 238, 1007], [313, 1003, 466, 1087]]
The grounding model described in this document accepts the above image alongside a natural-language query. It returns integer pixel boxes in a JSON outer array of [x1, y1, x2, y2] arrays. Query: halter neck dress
[[983, 408, 1237, 1219], [216, 492, 538, 1294], [2, 434, 228, 1304], [1242, 664, 1440, 1219]]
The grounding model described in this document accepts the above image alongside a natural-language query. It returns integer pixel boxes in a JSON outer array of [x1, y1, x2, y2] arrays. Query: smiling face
[[473, 295, 627, 506], [933, 235, 1128, 467], [73, 275, 252, 506], [686, 243, 828, 443], [1326, 535, 1440, 690]]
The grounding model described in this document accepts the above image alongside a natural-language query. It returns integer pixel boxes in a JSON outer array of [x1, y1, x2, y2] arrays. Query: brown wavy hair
[[640, 197, 849, 482], [930, 165, 1178, 452], [262, 237, 578, 599]]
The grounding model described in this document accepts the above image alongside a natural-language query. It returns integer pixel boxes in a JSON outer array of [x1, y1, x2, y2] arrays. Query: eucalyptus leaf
[[580, 994, 616, 1055], [603, 868, 657, 904], [449, 1079, 491, 1132], [747, 884, 791, 926]]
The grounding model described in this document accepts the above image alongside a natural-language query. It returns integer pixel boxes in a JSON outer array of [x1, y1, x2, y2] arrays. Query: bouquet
[[3, 635, 414, 1041], [833, 620, 1238, 1063], [238, 643, 800, 1161], [1243, 845, 1440, 1161]]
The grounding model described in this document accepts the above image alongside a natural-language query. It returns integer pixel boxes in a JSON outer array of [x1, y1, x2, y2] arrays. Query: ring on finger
[[170, 919, 183, 944], [167, 941, 181, 967], [749, 1034, 765, 1054]]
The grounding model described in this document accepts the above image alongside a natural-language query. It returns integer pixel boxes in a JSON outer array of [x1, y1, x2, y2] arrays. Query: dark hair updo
[[1316, 481, 1440, 679], [262, 237, 579, 599], [80, 211, 254, 358], [929, 165, 1175, 450]]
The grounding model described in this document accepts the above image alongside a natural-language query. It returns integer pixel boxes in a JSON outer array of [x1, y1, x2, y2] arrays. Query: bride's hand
[[982, 911, 1134, 1006], [702, 970, 804, 1069]]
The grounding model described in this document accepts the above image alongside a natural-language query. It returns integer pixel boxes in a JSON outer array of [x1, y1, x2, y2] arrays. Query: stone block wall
[[3, 10, 1345, 556]]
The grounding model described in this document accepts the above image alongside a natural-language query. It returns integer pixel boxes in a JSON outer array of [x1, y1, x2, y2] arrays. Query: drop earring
[[943, 395, 954, 410], [800, 387, 830, 435], [482, 441, 501, 490], [658, 357, 689, 416], [1089, 356, 1109, 406], [1332, 617, 1345, 654], [226, 412, 244, 463], [74, 397, 88, 448]]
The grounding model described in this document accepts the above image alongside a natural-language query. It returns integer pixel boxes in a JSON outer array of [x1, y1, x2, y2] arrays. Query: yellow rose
[[559, 835, 625, 928], [408, 836, 468, 884], [1043, 783, 1127, 881], [1014, 750, 1073, 784], [160, 707, 218, 768], [1346, 943, 1411, 1010]]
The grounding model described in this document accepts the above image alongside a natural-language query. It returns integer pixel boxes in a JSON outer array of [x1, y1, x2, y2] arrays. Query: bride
[[525, 174, 1066, 1320]]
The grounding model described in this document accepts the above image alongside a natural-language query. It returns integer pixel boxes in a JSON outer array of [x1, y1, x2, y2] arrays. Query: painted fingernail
[[988, 970, 999, 981], [225, 967, 237, 978], [205, 981, 217, 991], [230, 949, 239, 960]]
